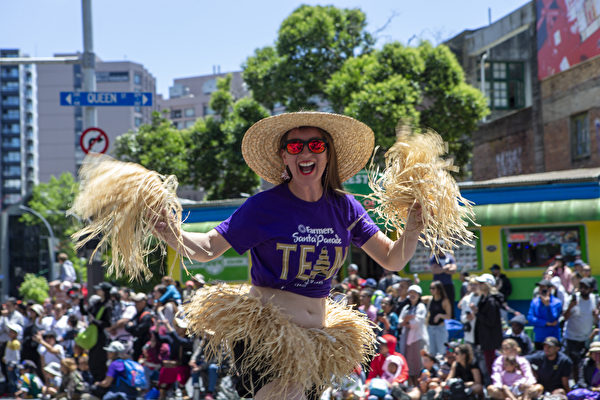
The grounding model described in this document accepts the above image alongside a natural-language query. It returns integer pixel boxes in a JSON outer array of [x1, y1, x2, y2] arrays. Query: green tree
[[20, 173, 88, 279], [114, 111, 189, 182], [187, 75, 270, 199], [243, 5, 374, 111], [326, 41, 489, 173], [19, 273, 49, 304]]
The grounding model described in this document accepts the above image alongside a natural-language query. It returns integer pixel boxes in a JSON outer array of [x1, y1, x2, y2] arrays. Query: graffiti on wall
[[537, 0, 600, 79], [496, 147, 523, 177]]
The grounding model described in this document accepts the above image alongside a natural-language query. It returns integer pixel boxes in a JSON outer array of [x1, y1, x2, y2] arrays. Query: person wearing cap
[[428, 248, 457, 318], [577, 341, 600, 390], [581, 264, 598, 291], [527, 279, 563, 350], [153, 112, 424, 399], [14, 359, 44, 399], [93, 341, 138, 400], [399, 285, 429, 384], [125, 292, 153, 361], [4, 322, 21, 395], [504, 315, 534, 356], [562, 277, 599, 381], [525, 336, 572, 395], [58, 252, 77, 283], [472, 273, 504, 375]]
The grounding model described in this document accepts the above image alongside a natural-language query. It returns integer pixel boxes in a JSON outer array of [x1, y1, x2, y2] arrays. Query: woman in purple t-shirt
[[155, 112, 423, 400]]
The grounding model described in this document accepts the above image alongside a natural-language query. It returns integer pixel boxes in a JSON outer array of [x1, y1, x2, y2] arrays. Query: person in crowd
[[88, 284, 113, 382], [581, 264, 597, 291], [459, 271, 470, 299], [35, 331, 65, 383], [0, 296, 25, 391], [141, 326, 170, 385], [378, 270, 402, 293], [345, 289, 361, 311], [428, 247, 457, 317], [472, 273, 503, 375], [182, 280, 195, 303], [367, 334, 402, 385], [62, 314, 81, 358], [577, 341, 600, 390], [489, 339, 539, 400], [342, 263, 364, 288], [489, 356, 529, 400], [526, 336, 572, 396], [527, 279, 562, 349], [392, 278, 412, 316], [58, 253, 77, 283], [458, 277, 480, 348], [359, 288, 378, 323], [93, 341, 138, 400], [191, 273, 206, 290], [189, 334, 222, 400], [78, 355, 94, 389], [504, 315, 534, 356], [54, 358, 86, 400], [444, 343, 483, 398], [15, 359, 44, 399], [42, 361, 62, 398], [157, 317, 194, 400], [418, 350, 442, 399], [125, 292, 154, 362], [377, 296, 399, 338], [563, 277, 599, 382], [157, 276, 182, 306], [550, 276, 567, 306], [490, 264, 512, 302], [43, 303, 70, 342], [549, 255, 574, 293], [21, 303, 44, 375], [107, 290, 137, 348], [4, 322, 21, 396], [153, 285, 179, 329], [439, 341, 460, 382], [399, 285, 429, 385], [367, 354, 414, 400], [422, 280, 452, 358]]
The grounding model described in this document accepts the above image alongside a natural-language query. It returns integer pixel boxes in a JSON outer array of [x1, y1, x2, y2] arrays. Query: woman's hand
[[405, 202, 424, 233]]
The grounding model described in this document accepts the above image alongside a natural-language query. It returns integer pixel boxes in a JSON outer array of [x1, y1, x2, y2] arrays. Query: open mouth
[[299, 161, 315, 175]]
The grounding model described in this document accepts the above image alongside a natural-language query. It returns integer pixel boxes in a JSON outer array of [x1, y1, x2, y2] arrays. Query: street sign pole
[[81, 0, 97, 130]]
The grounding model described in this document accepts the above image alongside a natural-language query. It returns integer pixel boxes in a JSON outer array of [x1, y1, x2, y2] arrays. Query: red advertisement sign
[[537, 0, 600, 80]]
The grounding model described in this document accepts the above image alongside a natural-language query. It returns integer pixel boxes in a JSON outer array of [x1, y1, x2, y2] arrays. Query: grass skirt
[[183, 284, 377, 397]]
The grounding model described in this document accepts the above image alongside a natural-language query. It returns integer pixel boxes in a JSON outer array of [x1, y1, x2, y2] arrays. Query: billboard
[[537, 0, 600, 80]]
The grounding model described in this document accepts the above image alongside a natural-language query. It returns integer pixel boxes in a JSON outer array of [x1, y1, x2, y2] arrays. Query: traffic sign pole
[[82, 0, 97, 132]]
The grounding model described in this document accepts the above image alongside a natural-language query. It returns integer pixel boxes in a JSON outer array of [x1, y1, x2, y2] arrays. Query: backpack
[[440, 378, 474, 400], [117, 359, 147, 389], [75, 306, 105, 350]]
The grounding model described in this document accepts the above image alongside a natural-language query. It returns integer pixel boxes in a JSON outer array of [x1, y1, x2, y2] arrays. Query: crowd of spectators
[[0, 254, 598, 400]]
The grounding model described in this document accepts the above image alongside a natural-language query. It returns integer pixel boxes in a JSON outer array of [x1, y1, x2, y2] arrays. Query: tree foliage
[[114, 112, 189, 181], [243, 5, 374, 111], [325, 41, 489, 173], [19, 273, 49, 304]]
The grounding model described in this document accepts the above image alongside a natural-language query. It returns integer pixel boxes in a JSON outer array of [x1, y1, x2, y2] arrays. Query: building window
[[571, 112, 590, 160], [2, 166, 20, 176], [3, 151, 20, 162], [3, 179, 21, 190], [202, 104, 215, 116], [481, 61, 525, 110], [184, 120, 195, 128], [3, 109, 20, 119], [3, 194, 21, 206], [202, 79, 217, 94], [134, 72, 142, 85], [2, 137, 20, 147], [170, 109, 182, 119], [502, 225, 584, 269], [184, 108, 195, 118]]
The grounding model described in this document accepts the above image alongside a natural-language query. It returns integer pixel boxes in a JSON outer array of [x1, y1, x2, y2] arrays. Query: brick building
[[446, 1, 600, 180]]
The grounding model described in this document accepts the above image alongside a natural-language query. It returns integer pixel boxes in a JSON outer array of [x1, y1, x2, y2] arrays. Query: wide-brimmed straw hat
[[241, 112, 374, 184]]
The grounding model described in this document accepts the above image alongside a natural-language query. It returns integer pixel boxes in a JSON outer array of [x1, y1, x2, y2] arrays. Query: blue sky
[[2, 0, 530, 97]]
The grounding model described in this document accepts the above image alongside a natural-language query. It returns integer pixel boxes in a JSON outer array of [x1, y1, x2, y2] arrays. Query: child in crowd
[[492, 356, 527, 400], [15, 360, 43, 400], [418, 350, 441, 398], [4, 323, 21, 396], [77, 355, 94, 388]]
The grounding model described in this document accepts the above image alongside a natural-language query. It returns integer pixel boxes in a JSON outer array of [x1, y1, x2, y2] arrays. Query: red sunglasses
[[282, 138, 328, 155]]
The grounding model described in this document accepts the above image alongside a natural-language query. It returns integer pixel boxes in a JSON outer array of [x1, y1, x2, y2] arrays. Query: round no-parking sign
[[80, 127, 109, 154]]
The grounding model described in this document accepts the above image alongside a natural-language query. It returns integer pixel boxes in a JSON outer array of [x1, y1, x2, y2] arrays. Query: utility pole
[[81, 0, 97, 130]]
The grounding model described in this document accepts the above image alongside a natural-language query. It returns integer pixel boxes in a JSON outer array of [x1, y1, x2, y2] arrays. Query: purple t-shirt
[[216, 184, 379, 298]]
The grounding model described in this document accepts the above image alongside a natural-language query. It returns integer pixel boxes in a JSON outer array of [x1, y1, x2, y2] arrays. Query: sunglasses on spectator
[[282, 138, 328, 155]]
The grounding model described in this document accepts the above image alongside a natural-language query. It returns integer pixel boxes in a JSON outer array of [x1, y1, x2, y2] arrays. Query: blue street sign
[[60, 91, 153, 106]]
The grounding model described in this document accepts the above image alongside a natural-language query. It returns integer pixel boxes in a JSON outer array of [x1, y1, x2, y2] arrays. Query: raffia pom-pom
[[69, 154, 184, 282], [366, 124, 477, 254]]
